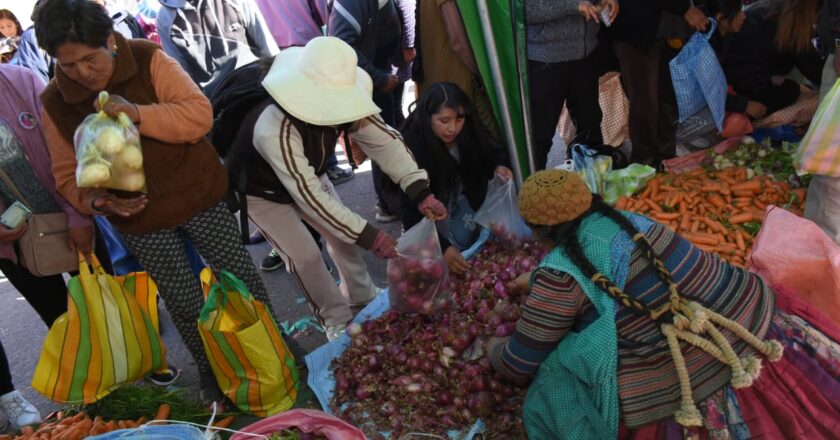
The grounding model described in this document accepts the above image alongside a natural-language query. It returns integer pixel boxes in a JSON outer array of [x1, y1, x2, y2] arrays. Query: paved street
[[0, 154, 396, 429]]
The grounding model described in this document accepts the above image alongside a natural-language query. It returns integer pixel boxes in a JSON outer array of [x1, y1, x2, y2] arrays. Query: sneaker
[[260, 249, 285, 271], [0, 391, 42, 431], [326, 166, 354, 185], [349, 287, 382, 308], [325, 323, 347, 342], [375, 203, 398, 223], [148, 367, 182, 387]]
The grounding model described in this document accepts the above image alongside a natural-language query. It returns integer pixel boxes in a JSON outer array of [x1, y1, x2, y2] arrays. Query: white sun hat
[[261, 36, 381, 126]]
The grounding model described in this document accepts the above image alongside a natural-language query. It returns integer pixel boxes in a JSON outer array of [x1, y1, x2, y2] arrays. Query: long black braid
[[530, 195, 681, 320]]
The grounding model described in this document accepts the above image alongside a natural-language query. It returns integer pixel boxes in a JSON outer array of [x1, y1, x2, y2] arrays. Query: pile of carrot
[[2, 404, 235, 440], [615, 166, 807, 267]]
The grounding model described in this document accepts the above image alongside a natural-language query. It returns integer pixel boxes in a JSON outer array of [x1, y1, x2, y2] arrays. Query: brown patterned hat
[[518, 169, 592, 226]]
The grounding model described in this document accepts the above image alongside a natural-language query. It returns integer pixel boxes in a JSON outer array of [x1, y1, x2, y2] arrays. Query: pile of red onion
[[330, 239, 549, 438]]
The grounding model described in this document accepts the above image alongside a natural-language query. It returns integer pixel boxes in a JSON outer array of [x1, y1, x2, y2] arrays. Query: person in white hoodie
[[156, 0, 278, 97], [226, 37, 448, 341]]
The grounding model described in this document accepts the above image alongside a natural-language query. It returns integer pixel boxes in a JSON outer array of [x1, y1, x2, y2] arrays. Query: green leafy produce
[[707, 138, 811, 188], [66, 384, 231, 424]]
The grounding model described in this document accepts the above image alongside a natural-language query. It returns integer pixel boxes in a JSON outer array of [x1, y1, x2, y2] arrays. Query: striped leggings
[[122, 202, 272, 375]]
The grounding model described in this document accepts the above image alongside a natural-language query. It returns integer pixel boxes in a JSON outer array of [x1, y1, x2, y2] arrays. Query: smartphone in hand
[[601, 6, 613, 27], [0, 201, 32, 229]]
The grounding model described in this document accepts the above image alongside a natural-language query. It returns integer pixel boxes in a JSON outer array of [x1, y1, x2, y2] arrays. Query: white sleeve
[[352, 114, 430, 202]]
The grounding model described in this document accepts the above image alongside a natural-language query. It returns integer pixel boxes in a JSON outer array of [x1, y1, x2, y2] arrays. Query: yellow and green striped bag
[[32, 255, 166, 403], [198, 269, 299, 416]]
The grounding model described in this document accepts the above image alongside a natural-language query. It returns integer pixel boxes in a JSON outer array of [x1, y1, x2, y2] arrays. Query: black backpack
[[208, 60, 358, 243], [209, 60, 269, 158], [207, 60, 270, 243]]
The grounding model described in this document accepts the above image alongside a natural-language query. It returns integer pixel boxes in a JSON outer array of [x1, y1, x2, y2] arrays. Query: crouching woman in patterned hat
[[487, 169, 840, 439]]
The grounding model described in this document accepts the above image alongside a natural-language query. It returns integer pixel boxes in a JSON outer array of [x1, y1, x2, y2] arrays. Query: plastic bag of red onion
[[472, 178, 532, 250], [387, 218, 452, 314]]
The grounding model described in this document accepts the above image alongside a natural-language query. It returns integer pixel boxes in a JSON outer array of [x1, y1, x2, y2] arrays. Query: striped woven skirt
[[621, 284, 840, 439]]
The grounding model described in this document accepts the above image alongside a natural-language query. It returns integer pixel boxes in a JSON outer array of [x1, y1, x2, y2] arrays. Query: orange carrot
[[731, 180, 762, 193], [644, 199, 662, 212], [683, 232, 719, 246], [708, 194, 726, 209], [653, 212, 681, 221], [212, 416, 235, 429], [735, 230, 746, 252], [729, 212, 753, 224], [154, 404, 171, 422], [648, 179, 660, 199]]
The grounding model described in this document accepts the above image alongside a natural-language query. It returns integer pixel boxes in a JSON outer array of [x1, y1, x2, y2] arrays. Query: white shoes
[[0, 390, 41, 431], [325, 324, 347, 342]]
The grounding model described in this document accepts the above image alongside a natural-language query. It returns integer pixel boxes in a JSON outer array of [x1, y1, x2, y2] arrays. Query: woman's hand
[[745, 101, 768, 119], [578, 1, 601, 22], [92, 194, 148, 217], [510, 271, 533, 295], [494, 166, 514, 182], [418, 194, 448, 221], [601, 0, 619, 22], [94, 94, 141, 124], [371, 230, 398, 259], [67, 225, 94, 254], [444, 246, 470, 275], [683, 5, 708, 31], [0, 223, 27, 244]]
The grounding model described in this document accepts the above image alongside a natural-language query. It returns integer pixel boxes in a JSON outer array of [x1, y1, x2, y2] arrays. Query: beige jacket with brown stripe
[[252, 106, 430, 248]]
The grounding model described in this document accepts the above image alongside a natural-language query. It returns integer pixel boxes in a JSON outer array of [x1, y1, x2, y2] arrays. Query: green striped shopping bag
[[32, 254, 166, 403], [198, 269, 299, 416]]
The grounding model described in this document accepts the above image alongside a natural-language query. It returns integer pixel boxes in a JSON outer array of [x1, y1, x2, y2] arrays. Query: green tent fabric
[[456, 0, 533, 180]]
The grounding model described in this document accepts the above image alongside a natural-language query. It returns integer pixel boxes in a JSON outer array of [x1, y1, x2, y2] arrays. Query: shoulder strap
[[0, 167, 30, 208]]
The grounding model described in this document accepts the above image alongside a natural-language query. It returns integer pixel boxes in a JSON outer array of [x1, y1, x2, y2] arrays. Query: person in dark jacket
[[701, 0, 769, 119], [525, 0, 618, 171], [329, 0, 405, 222], [722, 0, 824, 114], [400, 82, 511, 274], [608, 0, 708, 167]]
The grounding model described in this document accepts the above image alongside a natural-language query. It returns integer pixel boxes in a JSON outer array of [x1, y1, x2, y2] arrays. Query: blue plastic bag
[[669, 19, 727, 131], [87, 425, 205, 440]]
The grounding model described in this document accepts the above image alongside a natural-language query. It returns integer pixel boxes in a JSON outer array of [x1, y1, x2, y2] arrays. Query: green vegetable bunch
[[707, 137, 811, 188]]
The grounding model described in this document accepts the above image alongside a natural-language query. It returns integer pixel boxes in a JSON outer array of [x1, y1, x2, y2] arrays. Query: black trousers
[[613, 40, 679, 167], [528, 52, 603, 171], [0, 255, 68, 395]]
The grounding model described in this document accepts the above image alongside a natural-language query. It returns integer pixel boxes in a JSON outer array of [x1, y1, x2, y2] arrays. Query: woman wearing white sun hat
[[226, 36, 448, 341]]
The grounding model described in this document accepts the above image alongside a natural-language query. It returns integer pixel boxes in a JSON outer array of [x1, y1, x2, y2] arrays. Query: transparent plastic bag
[[73, 91, 146, 192], [570, 144, 613, 194], [473, 178, 532, 249], [387, 218, 452, 314]]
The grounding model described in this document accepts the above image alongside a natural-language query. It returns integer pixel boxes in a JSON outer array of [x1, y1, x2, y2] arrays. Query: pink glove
[[371, 230, 398, 259], [418, 194, 448, 220]]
